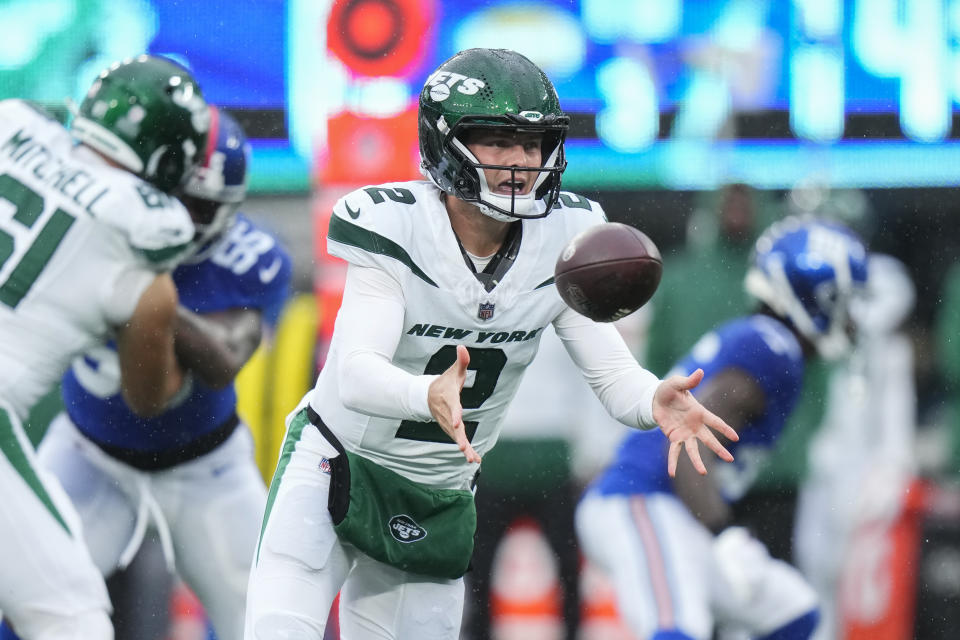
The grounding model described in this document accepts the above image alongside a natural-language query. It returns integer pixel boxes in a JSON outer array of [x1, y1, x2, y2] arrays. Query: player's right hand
[[428, 345, 482, 464]]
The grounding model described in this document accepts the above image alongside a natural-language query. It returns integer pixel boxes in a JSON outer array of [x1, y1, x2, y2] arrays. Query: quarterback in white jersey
[[312, 180, 629, 490], [245, 48, 737, 640], [0, 55, 208, 640]]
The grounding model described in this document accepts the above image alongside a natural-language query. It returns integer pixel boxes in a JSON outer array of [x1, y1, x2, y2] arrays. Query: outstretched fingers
[[698, 427, 734, 463], [667, 439, 706, 477], [667, 438, 709, 478], [685, 439, 707, 475], [452, 417, 481, 464], [680, 367, 705, 390], [453, 346, 479, 462], [668, 441, 683, 478], [427, 345, 481, 464], [704, 407, 739, 442]]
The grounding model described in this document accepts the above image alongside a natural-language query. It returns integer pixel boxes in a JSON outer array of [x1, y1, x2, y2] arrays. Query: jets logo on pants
[[389, 515, 427, 543]]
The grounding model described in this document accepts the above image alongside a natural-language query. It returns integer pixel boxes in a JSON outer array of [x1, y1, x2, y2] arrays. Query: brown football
[[554, 222, 663, 322]]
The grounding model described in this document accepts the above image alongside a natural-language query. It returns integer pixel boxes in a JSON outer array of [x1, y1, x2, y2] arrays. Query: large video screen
[[0, 0, 300, 192], [4, 0, 960, 191], [311, 0, 960, 190], [0, 0, 285, 108]]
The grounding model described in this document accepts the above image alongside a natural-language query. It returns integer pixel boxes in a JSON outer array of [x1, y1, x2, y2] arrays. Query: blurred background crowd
[[6, 0, 960, 638]]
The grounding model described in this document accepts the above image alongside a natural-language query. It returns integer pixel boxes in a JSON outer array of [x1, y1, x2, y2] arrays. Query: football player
[[575, 217, 869, 640], [793, 252, 917, 640], [244, 47, 737, 640], [0, 55, 207, 639], [0, 107, 291, 640]]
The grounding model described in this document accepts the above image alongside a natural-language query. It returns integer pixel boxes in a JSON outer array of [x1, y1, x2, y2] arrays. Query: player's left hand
[[653, 368, 739, 477]]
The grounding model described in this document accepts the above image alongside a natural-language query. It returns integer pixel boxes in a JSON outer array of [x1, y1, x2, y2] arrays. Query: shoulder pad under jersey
[[327, 181, 438, 278], [83, 168, 195, 268]]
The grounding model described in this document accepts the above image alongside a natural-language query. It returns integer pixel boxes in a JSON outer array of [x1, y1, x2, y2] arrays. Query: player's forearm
[[174, 307, 262, 389], [121, 357, 185, 417], [338, 349, 436, 421], [117, 273, 187, 416], [333, 263, 433, 419], [554, 308, 660, 429], [586, 366, 660, 430]]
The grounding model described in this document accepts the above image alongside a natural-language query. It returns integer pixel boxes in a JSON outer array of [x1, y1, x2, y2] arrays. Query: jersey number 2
[[0, 174, 76, 308], [396, 345, 506, 444]]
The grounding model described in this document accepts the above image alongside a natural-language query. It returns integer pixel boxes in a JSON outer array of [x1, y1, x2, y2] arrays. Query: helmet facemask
[[178, 193, 240, 251], [439, 118, 567, 221], [176, 106, 249, 261]]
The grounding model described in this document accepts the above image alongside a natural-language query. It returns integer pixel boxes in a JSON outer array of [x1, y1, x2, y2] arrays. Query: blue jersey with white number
[[592, 315, 805, 502], [60, 214, 292, 451]]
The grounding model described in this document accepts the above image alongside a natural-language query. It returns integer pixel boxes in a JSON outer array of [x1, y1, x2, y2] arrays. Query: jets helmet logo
[[170, 81, 210, 134], [389, 515, 427, 543], [426, 71, 486, 102]]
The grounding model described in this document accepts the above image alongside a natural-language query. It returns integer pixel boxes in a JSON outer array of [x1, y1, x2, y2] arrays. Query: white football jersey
[[312, 180, 606, 489], [0, 99, 195, 419]]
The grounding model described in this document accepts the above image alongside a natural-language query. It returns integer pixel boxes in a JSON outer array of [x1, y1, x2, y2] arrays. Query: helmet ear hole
[[147, 145, 186, 193]]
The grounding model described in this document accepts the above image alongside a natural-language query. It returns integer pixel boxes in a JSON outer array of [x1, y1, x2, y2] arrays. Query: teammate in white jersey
[[0, 107, 291, 640], [0, 55, 208, 639], [244, 48, 738, 640]]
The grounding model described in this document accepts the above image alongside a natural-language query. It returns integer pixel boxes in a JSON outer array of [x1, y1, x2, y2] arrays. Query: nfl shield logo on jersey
[[478, 302, 495, 321]]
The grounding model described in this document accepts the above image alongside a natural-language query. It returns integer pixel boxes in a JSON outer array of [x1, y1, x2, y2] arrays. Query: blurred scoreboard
[[303, 0, 960, 190], [5, 0, 960, 190]]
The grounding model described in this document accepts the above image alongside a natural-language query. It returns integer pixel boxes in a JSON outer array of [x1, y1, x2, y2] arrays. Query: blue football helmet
[[179, 105, 250, 250], [744, 216, 869, 359]]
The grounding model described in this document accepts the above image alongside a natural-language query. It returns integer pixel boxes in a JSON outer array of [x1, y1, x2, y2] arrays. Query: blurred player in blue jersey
[[0, 106, 292, 640], [576, 217, 869, 640]]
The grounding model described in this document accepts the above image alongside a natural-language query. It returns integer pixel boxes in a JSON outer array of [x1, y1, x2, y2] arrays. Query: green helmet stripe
[[71, 117, 145, 173]]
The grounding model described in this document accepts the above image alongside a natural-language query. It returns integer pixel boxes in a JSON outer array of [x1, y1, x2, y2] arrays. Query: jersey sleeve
[[0, 98, 19, 125], [0, 99, 59, 134], [98, 266, 158, 326], [554, 191, 609, 226], [553, 305, 661, 430], [549, 192, 611, 271], [334, 263, 435, 421], [87, 174, 196, 270], [325, 185, 420, 285]]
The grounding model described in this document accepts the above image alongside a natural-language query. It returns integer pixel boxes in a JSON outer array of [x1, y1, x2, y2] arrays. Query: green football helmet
[[72, 55, 210, 193], [418, 48, 569, 221]]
